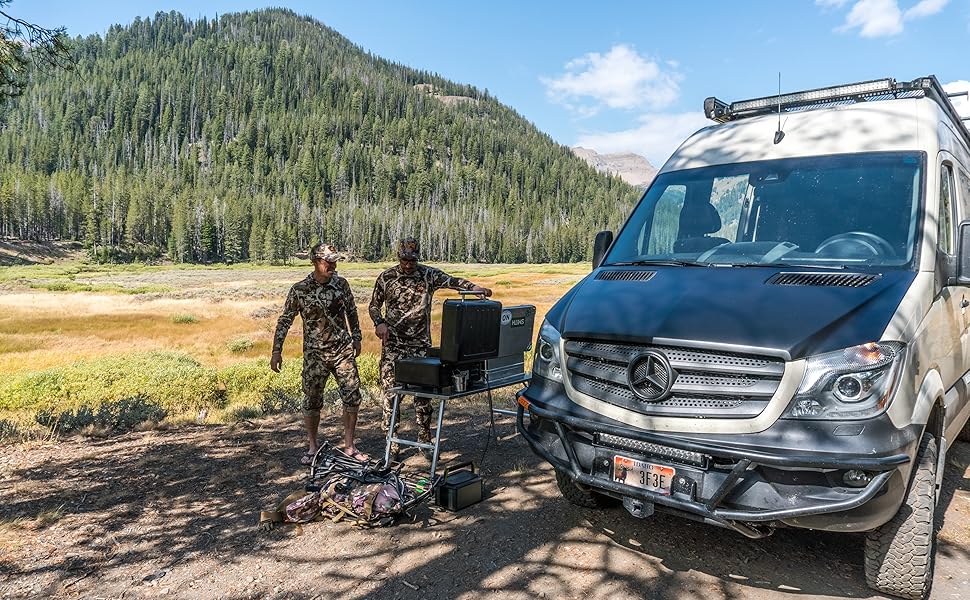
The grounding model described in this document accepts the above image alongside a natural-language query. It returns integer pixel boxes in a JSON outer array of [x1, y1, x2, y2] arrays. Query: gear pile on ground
[[261, 443, 412, 529]]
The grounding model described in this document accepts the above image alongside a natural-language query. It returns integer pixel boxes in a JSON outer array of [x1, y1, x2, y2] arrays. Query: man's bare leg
[[304, 409, 321, 455], [342, 408, 369, 460]]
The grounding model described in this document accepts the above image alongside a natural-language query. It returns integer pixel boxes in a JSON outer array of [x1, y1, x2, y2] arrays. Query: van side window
[[939, 164, 955, 254], [645, 185, 686, 254], [959, 169, 970, 222]]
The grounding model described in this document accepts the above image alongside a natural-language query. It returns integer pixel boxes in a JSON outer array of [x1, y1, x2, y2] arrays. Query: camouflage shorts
[[302, 345, 362, 413]]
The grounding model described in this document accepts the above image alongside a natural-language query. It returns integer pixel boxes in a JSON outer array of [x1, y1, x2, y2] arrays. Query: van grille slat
[[766, 272, 880, 288], [565, 341, 785, 376], [564, 339, 784, 418], [594, 270, 657, 282]]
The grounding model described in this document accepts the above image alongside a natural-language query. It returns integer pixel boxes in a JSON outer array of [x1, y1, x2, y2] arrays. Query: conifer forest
[[0, 9, 640, 263]]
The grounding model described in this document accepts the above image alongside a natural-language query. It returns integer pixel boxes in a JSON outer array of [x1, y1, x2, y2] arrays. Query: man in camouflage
[[271, 243, 368, 464], [369, 237, 492, 456]]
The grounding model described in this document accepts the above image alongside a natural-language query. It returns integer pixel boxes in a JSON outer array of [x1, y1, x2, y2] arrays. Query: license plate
[[613, 455, 676, 495]]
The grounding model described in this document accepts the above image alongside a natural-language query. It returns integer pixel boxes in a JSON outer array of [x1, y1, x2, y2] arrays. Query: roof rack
[[704, 75, 970, 146]]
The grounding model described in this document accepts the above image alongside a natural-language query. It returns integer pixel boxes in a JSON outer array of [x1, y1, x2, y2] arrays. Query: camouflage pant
[[303, 344, 362, 413], [380, 345, 432, 442]]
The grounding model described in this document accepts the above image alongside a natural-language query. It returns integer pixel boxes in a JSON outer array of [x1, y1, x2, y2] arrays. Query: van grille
[[563, 340, 785, 418], [595, 270, 657, 282], [766, 272, 880, 288]]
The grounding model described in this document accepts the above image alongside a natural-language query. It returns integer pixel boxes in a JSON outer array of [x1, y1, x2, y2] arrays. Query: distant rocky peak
[[571, 146, 657, 188]]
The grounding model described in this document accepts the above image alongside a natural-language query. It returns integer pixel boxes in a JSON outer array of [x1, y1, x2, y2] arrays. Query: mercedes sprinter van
[[517, 76, 970, 600]]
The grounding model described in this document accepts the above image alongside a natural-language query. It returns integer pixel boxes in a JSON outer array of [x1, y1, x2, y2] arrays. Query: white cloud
[[825, 0, 950, 37], [574, 112, 710, 168], [542, 45, 681, 116], [842, 0, 904, 37], [943, 80, 970, 119], [904, 0, 949, 19]]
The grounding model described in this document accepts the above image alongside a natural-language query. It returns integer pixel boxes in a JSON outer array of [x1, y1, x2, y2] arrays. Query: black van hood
[[550, 267, 916, 360]]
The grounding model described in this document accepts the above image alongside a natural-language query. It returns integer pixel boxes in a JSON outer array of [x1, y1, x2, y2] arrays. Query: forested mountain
[[0, 9, 639, 263]]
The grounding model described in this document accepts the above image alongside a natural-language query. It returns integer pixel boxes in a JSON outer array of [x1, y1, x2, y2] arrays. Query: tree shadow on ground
[[1, 407, 967, 599], [0, 240, 79, 266]]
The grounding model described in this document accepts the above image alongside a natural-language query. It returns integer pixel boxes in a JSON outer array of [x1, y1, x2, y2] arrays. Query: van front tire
[[864, 433, 937, 600], [554, 469, 616, 509]]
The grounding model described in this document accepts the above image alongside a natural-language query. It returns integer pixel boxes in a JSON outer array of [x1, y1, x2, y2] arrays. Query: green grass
[[171, 313, 199, 324], [27, 281, 172, 294], [0, 350, 385, 442]]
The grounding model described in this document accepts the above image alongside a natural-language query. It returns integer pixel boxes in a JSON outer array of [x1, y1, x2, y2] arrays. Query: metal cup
[[452, 370, 469, 392]]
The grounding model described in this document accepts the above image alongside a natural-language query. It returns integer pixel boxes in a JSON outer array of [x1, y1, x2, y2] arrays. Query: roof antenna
[[773, 72, 785, 144]]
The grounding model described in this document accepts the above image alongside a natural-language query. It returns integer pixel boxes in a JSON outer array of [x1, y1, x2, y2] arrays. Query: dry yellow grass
[[0, 262, 587, 374]]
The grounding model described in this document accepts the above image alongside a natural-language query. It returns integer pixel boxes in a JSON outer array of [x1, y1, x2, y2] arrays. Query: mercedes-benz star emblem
[[626, 350, 675, 402]]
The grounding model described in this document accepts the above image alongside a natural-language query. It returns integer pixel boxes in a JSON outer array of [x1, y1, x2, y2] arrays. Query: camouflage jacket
[[368, 264, 475, 348], [273, 274, 362, 354]]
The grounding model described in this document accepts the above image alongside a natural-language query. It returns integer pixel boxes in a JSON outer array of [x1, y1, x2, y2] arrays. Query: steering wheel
[[815, 231, 896, 257]]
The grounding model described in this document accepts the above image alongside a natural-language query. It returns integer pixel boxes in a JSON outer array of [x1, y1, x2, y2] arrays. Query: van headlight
[[533, 320, 563, 382], [783, 342, 905, 420]]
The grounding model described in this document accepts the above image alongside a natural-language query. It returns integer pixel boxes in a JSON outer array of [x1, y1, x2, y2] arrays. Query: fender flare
[[910, 369, 946, 497], [910, 369, 943, 430]]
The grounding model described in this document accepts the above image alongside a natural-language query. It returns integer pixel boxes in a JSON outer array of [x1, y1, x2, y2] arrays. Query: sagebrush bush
[[226, 338, 254, 353], [0, 350, 383, 441], [171, 313, 199, 324], [0, 353, 220, 439]]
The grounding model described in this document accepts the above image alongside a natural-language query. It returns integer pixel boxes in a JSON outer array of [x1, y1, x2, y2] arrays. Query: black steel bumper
[[515, 383, 915, 537]]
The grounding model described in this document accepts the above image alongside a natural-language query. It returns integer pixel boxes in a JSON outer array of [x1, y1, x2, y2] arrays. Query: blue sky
[[10, 0, 970, 166]]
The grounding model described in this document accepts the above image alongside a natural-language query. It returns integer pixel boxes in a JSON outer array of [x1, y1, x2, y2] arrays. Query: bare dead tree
[[0, 0, 74, 100]]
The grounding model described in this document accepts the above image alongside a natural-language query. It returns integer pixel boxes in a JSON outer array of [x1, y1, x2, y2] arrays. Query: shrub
[[0, 353, 221, 439], [171, 313, 199, 324], [219, 358, 302, 411], [226, 338, 254, 353], [0, 350, 383, 441]]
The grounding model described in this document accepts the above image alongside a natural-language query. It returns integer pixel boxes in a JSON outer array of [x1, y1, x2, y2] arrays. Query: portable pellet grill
[[385, 292, 534, 504]]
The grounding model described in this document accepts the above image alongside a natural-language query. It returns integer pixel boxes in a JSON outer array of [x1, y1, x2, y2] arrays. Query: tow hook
[[622, 497, 655, 518]]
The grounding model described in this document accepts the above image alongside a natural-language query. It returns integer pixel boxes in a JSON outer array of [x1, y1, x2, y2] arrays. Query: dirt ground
[[1, 404, 968, 600]]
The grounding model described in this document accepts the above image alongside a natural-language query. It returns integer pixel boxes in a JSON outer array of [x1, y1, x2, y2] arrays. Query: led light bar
[[702, 76, 970, 155], [732, 79, 894, 113], [596, 432, 709, 468]]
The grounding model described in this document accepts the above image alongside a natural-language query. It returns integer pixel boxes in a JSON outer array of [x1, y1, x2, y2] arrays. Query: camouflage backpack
[[261, 463, 408, 529]]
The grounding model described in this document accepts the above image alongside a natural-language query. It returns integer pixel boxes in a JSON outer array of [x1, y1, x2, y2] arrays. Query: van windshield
[[604, 152, 924, 270]]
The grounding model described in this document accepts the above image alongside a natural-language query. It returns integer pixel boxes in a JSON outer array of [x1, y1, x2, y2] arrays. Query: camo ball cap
[[311, 243, 340, 262], [398, 237, 420, 260]]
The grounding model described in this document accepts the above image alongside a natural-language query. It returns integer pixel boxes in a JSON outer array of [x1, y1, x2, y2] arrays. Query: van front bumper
[[516, 378, 918, 537]]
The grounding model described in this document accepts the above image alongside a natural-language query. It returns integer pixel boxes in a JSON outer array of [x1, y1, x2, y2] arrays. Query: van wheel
[[554, 469, 616, 509], [864, 433, 938, 600]]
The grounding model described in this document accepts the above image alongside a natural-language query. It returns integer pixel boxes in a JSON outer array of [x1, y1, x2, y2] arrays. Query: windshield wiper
[[607, 259, 710, 267], [711, 262, 849, 270]]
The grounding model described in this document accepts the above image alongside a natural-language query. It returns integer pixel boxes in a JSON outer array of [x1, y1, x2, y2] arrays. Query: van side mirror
[[958, 221, 970, 286], [592, 230, 613, 269]]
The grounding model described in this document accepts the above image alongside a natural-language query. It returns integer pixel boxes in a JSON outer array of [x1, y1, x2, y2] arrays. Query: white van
[[517, 76, 970, 599]]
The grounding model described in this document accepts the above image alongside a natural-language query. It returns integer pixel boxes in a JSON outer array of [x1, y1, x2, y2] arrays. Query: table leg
[[383, 392, 401, 467], [429, 396, 447, 481]]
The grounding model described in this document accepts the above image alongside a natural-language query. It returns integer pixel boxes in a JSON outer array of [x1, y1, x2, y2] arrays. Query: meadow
[[0, 260, 585, 441]]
